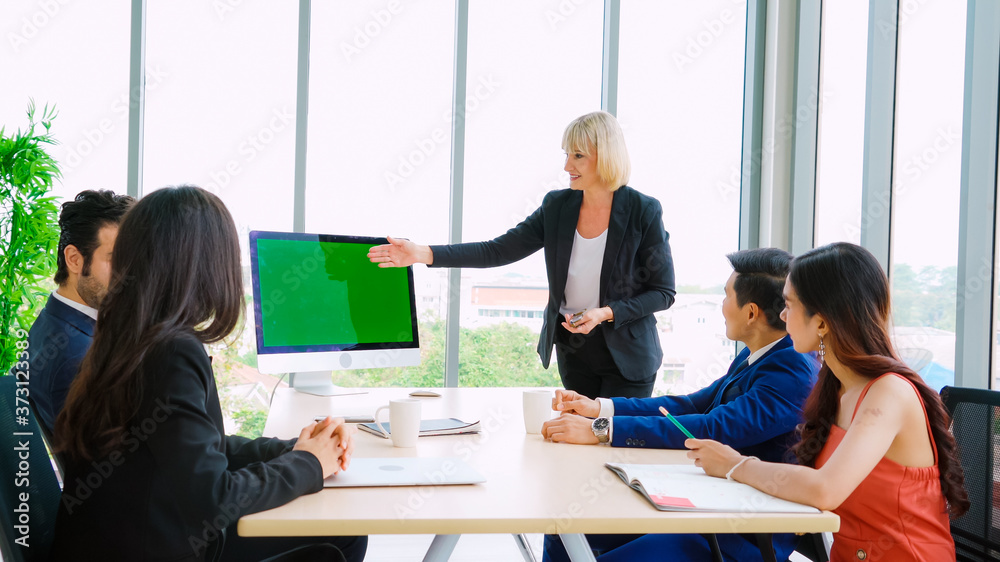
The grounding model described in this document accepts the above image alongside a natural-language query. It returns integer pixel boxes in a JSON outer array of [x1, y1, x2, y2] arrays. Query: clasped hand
[[292, 417, 355, 478], [540, 389, 601, 444]]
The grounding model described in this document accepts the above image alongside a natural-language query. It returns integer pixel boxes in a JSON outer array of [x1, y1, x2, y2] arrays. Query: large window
[[0, 2, 130, 204], [144, 0, 298, 234], [143, 0, 300, 435], [11, 2, 1000, 403], [305, 1, 455, 388], [618, 0, 747, 395], [889, 1, 967, 392], [813, 0, 868, 247], [456, 0, 604, 387], [994, 135, 1000, 390]]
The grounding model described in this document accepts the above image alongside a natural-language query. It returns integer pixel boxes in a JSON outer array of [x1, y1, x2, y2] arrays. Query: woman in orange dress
[[687, 242, 968, 562]]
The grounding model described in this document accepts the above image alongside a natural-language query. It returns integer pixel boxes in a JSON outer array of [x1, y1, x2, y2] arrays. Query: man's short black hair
[[54, 190, 135, 285], [726, 248, 793, 331]]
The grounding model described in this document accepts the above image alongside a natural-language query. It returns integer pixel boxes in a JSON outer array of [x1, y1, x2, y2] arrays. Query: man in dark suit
[[18, 190, 134, 431], [541, 248, 819, 562]]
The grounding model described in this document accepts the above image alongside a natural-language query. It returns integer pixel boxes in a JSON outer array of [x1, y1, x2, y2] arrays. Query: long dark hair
[[55, 186, 243, 461], [789, 243, 969, 518]]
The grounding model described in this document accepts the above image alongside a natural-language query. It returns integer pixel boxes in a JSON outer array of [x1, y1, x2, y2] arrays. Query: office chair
[[791, 532, 831, 562], [27, 395, 64, 478], [940, 385, 1000, 562], [0, 375, 62, 562]]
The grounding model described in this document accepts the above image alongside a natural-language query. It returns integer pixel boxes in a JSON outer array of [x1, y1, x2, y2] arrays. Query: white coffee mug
[[374, 398, 422, 447], [523, 389, 553, 434]]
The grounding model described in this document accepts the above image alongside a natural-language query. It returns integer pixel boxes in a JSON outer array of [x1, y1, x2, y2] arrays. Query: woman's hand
[[685, 438, 744, 479], [328, 418, 355, 472], [552, 389, 600, 418], [293, 417, 351, 477], [368, 236, 433, 268], [561, 307, 614, 335], [541, 413, 599, 444]]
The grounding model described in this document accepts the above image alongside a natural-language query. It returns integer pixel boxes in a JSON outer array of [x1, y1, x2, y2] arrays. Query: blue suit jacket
[[610, 335, 818, 463], [430, 186, 676, 381], [16, 295, 95, 432]]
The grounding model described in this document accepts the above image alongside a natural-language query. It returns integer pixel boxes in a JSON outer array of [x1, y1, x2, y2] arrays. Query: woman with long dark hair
[[52, 186, 366, 561], [687, 242, 968, 561]]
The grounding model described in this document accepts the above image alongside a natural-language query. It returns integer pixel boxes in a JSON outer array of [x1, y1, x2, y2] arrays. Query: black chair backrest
[[940, 385, 1000, 562], [0, 375, 62, 562], [26, 395, 65, 477]]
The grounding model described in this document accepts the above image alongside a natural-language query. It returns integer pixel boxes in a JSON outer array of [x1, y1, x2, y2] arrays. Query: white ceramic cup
[[523, 389, 553, 434], [374, 398, 422, 448]]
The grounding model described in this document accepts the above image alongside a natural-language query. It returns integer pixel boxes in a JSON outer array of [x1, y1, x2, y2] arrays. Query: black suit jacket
[[431, 186, 675, 381], [51, 333, 322, 561]]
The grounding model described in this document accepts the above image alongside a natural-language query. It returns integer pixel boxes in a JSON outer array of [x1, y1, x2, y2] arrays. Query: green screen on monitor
[[251, 232, 417, 353]]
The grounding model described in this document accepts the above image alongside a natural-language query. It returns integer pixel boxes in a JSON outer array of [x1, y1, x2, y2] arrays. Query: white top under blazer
[[559, 228, 608, 316]]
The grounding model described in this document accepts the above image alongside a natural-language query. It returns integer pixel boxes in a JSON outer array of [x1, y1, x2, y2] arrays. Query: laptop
[[323, 457, 487, 488]]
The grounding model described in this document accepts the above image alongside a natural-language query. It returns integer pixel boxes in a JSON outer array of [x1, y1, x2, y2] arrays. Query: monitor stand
[[289, 371, 338, 396]]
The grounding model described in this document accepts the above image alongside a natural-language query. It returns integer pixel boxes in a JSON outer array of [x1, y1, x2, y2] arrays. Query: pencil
[[659, 406, 695, 440]]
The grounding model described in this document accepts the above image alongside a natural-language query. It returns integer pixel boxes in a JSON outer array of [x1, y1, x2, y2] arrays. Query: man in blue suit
[[541, 247, 819, 562], [18, 190, 134, 432]]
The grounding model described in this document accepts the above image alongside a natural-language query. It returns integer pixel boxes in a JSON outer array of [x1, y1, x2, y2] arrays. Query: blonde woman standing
[[370, 111, 675, 399]]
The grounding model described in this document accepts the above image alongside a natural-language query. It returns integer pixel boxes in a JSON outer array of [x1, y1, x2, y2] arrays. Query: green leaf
[[0, 101, 61, 374]]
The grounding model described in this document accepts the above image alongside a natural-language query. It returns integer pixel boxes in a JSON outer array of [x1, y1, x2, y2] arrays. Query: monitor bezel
[[249, 230, 420, 357]]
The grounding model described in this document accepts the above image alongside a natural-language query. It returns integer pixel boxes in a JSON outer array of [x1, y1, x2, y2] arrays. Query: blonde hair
[[561, 111, 631, 190]]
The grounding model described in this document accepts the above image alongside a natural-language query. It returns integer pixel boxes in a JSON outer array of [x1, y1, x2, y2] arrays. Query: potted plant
[[0, 101, 62, 374]]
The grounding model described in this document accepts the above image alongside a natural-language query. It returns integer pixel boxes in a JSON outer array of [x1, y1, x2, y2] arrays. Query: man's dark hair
[[54, 190, 135, 285], [726, 247, 793, 331]]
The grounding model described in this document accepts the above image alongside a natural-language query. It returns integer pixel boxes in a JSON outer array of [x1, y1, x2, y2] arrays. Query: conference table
[[239, 387, 839, 561]]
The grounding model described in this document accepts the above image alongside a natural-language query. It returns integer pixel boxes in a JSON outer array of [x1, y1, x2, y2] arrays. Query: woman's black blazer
[[430, 185, 675, 381], [51, 333, 322, 561]]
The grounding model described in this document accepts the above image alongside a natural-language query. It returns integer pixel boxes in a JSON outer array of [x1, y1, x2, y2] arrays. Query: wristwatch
[[591, 417, 610, 444]]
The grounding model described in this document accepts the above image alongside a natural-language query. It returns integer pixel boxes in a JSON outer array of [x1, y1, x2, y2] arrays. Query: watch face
[[593, 417, 610, 432]]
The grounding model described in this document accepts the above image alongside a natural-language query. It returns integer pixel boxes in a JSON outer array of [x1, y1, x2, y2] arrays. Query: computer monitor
[[249, 230, 420, 394]]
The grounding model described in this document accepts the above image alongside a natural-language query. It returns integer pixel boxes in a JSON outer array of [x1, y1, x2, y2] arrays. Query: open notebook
[[606, 463, 819, 513]]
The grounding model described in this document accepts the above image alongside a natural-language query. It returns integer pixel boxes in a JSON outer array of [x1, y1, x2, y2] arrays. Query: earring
[[818, 337, 826, 362]]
